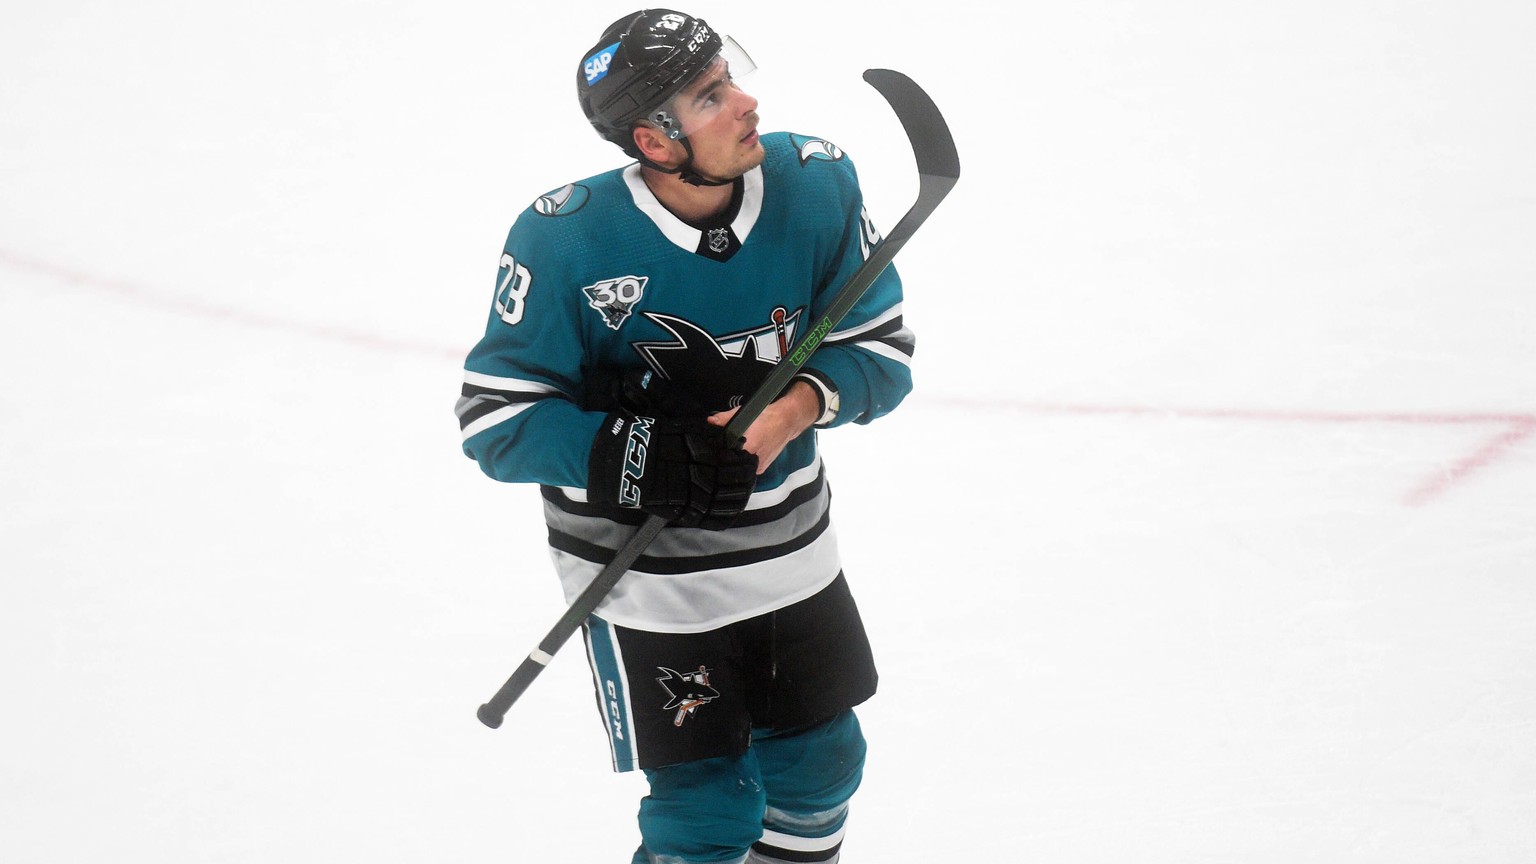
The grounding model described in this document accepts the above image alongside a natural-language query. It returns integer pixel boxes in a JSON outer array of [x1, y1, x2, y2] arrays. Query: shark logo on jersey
[[632, 308, 803, 410], [656, 666, 719, 727], [789, 133, 845, 165], [583, 275, 649, 329], [533, 183, 590, 217]]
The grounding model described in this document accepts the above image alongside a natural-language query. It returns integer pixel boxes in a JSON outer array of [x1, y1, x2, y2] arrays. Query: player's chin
[[739, 141, 766, 170]]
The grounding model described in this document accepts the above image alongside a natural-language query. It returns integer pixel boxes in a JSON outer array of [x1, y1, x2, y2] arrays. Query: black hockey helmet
[[577, 9, 754, 160]]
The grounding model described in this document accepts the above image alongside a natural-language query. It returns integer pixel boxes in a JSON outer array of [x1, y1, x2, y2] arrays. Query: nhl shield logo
[[583, 275, 648, 329]]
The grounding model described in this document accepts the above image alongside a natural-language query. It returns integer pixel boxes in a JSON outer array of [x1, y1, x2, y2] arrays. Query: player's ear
[[632, 124, 682, 167]]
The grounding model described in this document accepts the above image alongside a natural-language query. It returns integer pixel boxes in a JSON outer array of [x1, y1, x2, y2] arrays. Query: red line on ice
[[927, 396, 1536, 506], [0, 246, 462, 361], [5, 246, 1532, 506], [1399, 417, 1536, 507]]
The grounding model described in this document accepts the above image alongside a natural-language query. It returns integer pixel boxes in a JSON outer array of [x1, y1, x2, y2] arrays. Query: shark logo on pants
[[656, 666, 720, 727]]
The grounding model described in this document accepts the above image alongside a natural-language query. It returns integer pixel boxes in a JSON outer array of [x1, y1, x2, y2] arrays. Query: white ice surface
[[2, 2, 1534, 861]]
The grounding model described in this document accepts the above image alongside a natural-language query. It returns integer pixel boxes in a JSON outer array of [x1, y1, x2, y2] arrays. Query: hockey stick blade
[[477, 68, 959, 730], [864, 69, 961, 187]]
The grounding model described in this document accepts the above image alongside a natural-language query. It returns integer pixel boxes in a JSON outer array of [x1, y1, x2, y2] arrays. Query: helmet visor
[[644, 36, 757, 141]]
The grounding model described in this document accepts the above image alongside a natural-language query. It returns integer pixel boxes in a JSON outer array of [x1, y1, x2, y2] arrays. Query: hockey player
[[456, 9, 914, 863]]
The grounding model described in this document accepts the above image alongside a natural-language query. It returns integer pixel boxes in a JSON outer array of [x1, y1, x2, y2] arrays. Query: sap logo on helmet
[[584, 41, 620, 85]]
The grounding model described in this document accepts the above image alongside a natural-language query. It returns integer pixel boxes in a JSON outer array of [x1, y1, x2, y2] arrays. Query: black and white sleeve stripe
[[822, 304, 915, 366], [456, 370, 565, 441]]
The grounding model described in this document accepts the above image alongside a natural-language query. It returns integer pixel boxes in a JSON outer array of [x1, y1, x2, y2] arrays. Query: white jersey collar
[[623, 163, 764, 254]]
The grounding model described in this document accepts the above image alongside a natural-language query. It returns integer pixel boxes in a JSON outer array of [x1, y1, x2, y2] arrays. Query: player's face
[[673, 59, 764, 180]]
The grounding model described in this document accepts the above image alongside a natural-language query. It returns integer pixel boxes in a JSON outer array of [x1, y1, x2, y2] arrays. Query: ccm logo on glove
[[618, 415, 654, 507], [588, 408, 757, 529]]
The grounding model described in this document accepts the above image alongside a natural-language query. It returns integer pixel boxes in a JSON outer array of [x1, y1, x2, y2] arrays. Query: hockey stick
[[477, 68, 960, 729]]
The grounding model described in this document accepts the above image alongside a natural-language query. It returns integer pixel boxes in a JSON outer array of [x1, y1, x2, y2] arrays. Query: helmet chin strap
[[639, 137, 734, 187]]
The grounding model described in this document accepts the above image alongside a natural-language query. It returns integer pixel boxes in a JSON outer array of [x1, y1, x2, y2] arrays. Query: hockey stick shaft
[[477, 69, 959, 729], [725, 75, 958, 436]]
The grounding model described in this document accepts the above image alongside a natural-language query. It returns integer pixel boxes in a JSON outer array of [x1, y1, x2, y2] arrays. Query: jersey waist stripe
[[553, 527, 844, 633], [545, 485, 831, 574]]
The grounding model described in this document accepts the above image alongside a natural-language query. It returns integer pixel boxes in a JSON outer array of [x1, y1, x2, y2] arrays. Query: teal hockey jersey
[[457, 131, 914, 633]]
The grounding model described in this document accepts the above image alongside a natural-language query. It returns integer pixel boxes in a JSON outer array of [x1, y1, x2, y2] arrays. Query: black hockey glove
[[588, 411, 758, 529]]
